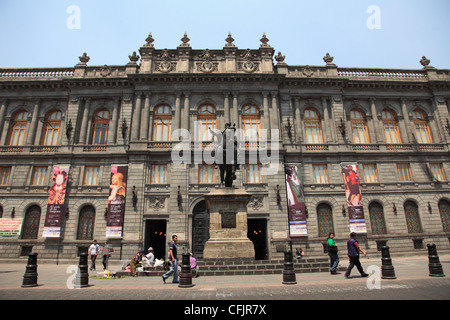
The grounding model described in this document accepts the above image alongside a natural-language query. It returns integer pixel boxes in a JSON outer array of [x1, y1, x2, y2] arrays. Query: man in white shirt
[[88, 240, 100, 271]]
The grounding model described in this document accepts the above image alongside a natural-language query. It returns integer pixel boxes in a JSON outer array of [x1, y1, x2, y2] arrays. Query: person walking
[[162, 235, 179, 284], [327, 233, 340, 274], [101, 242, 112, 271], [88, 240, 100, 271], [344, 232, 368, 279]]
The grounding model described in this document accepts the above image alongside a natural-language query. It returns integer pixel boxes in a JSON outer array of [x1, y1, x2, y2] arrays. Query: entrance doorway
[[192, 201, 209, 259], [247, 219, 268, 260], [144, 220, 166, 260]]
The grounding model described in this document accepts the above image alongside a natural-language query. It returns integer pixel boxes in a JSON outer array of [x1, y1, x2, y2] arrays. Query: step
[[113, 257, 346, 277]]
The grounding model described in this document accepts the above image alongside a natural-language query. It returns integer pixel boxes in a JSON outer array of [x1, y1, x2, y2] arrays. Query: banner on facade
[[43, 165, 70, 238], [341, 163, 367, 234], [106, 165, 128, 238], [0, 218, 23, 236], [285, 164, 307, 236]]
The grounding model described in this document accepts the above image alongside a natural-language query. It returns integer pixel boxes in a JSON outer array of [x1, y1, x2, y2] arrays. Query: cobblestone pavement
[[1, 254, 449, 301]]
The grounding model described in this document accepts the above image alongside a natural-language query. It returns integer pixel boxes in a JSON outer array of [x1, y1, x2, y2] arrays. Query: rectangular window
[[397, 163, 413, 182], [312, 164, 328, 184], [151, 164, 167, 184], [247, 164, 262, 183], [31, 166, 47, 186], [83, 166, 99, 185], [199, 164, 215, 183], [429, 163, 446, 181], [362, 164, 379, 183], [0, 166, 11, 186]]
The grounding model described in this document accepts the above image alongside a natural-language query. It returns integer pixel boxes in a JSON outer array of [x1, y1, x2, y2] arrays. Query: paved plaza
[[1, 254, 449, 301]]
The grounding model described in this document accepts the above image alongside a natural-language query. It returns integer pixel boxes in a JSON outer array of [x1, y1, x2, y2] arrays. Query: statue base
[[203, 188, 255, 259]]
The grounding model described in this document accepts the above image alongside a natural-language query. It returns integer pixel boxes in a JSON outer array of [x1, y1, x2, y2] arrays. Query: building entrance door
[[247, 219, 268, 260], [144, 220, 166, 260], [192, 201, 209, 259]]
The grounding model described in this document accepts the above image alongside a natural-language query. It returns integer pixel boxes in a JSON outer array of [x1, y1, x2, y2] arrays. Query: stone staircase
[[115, 257, 346, 277]]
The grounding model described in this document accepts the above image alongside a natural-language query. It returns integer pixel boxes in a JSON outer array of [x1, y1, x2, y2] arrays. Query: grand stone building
[[0, 33, 449, 263]]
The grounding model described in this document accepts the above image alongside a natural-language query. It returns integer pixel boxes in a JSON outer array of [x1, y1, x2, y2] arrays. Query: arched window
[[350, 109, 370, 144], [438, 200, 450, 232], [404, 201, 423, 233], [412, 109, 432, 143], [41, 110, 62, 146], [90, 109, 109, 145], [304, 108, 323, 144], [152, 104, 172, 141], [197, 104, 216, 141], [21, 205, 41, 239], [241, 104, 261, 142], [382, 109, 401, 144], [317, 203, 334, 237], [77, 205, 96, 240], [368, 202, 387, 234], [7, 110, 28, 146]]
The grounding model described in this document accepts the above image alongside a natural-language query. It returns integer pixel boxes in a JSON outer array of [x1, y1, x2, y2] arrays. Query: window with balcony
[[197, 104, 216, 141], [40, 110, 62, 146], [350, 109, 370, 144], [89, 109, 109, 145], [6, 110, 28, 146], [304, 108, 323, 144], [152, 104, 172, 141], [412, 109, 432, 144], [382, 109, 402, 144], [241, 104, 261, 142]]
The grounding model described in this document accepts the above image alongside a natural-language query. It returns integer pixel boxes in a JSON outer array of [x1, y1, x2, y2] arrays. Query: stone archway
[[192, 200, 209, 259]]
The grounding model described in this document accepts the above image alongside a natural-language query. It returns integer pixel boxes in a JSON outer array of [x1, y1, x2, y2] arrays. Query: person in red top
[[344, 232, 368, 279]]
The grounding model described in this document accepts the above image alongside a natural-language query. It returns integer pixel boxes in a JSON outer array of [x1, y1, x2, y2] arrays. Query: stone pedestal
[[203, 188, 255, 259]]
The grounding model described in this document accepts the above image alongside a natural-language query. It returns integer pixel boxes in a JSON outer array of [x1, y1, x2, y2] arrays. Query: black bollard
[[74, 252, 90, 288], [282, 250, 297, 285], [381, 246, 396, 279], [427, 243, 445, 277], [22, 252, 38, 287], [178, 252, 194, 288]]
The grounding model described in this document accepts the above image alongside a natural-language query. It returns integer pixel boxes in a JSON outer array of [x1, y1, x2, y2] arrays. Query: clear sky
[[0, 0, 449, 69]]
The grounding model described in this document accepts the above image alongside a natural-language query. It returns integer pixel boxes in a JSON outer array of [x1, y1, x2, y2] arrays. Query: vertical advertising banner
[[106, 165, 128, 238], [341, 163, 367, 234], [285, 164, 307, 236], [43, 165, 70, 238]]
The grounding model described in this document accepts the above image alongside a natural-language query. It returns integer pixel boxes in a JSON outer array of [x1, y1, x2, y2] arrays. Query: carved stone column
[[232, 91, 239, 128], [131, 92, 142, 141], [140, 93, 151, 140], [26, 99, 41, 145], [223, 91, 230, 125], [79, 98, 91, 144], [294, 98, 303, 143], [183, 92, 190, 131], [107, 97, 120, 144], [172, 91, 181, 135], [262, 91, 271, 139], [0, 99, 7, 143]]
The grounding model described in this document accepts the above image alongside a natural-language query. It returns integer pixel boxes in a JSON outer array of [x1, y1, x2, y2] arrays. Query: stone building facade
[[0, 33, 449, 263]]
